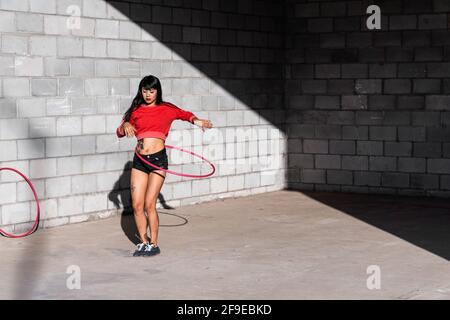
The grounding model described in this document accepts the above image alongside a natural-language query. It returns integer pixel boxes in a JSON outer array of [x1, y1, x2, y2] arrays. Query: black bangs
[[142, 84, 156, 90], [141, 80, 158, 90], [140, 75, 160, 89]]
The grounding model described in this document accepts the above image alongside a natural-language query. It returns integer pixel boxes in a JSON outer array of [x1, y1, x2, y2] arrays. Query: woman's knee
[[132, 201, 145, 215], [144, 201, 156, 214]]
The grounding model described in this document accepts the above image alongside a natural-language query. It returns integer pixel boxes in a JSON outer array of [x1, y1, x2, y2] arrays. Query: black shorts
[[132, 148, 168, 174]]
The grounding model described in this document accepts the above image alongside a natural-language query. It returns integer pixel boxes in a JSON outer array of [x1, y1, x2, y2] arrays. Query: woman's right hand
[[122, 122, 137, 137]]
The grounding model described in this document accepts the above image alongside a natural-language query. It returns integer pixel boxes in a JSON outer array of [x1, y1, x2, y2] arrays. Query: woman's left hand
[[194, 119, 213, 132]]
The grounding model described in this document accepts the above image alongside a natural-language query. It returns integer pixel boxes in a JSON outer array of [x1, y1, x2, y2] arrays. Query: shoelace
[[145, 244, 156, 251], [136, 243, 148, 251]]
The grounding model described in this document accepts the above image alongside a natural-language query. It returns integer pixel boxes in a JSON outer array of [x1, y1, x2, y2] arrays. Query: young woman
[[116, 75, 213, 257]]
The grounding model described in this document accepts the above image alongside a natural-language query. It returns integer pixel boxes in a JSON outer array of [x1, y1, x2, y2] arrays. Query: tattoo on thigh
[[131, 184, 136, 193]]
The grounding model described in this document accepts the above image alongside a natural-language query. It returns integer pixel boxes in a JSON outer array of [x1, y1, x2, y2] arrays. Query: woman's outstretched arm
[[191, 116, 213, 132]]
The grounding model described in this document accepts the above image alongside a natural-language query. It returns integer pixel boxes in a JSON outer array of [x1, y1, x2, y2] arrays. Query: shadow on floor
[[295, 189, 450, 261], [108, 161, 188, 245]]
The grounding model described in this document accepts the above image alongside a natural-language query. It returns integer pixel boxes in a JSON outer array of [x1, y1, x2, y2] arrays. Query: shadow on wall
[[108, 161, 188, 245], [301, 190, 450, 261], [105, 0, 286, 130]]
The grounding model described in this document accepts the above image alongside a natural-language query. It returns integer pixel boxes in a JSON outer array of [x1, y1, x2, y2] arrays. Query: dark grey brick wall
[[286, 0, 450, 198]]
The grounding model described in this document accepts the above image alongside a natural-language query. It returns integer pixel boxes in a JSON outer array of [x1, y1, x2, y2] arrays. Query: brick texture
[[286, 0, 450, 197]]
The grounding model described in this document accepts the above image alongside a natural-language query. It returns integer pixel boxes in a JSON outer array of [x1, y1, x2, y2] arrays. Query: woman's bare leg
[[144, 170, 166, 246], [131, 168, 150, 243]]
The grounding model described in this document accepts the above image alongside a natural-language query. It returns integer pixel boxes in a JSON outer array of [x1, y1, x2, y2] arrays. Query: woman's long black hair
[[122, 75, 164, 122]]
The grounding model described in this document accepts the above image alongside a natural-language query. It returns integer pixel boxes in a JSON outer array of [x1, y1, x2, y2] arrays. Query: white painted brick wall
[[109, 78, 129, 96], [2, 35, 27, 55], [46, 137, 71, 157], [82, 154, 106, 173], [84, 193, 108, 213], [83, 0, 107, 18], [84, 39, 107, 58], [107, 40, 129, 58], [72, 97, 95, 114], [159, 183, 173, 200], [210, 176, 228, 194], [46, 97, 70, 115], [245, 173, 261, 189], [130, 42, 152, 59], [57, 117, 82, 136], [218, 161, 236, 176], [30, 0, 56, 14], [82, 115, 106, 134], [71, 136, 96, 155], [3, 78, 30, 97], [38, 198, 58, 220], [96, 171, 121, 191], [97, 97, 119, 114], [45, 176, 72, 198], [0, 0, 289, 232], [72, 18, 95, 37], [30, 36, 57, 56], [192, 179, 210, 196], [0, 11, 16, 32], [72, 174, 97, 194], [45, 58, 70, 76], [228, 175, 244, 191], [44, 15, 70, 35], [0, 141, 18, 161], [1, 202, 30, 225], [17, 139, 45, 159], [0, 183, 16, 205], [119, 61, 139, 76], [57, 37, 83, 57], [85, 79, 108, 96], [30, 158, 57, 179], [58, 195, 83, 217], [106, 152, 130, 171], [16, 12, 43, 33], [152, 42, 172, 60], [96, 135, 120, 153], [17, 179, 45, 201], [15, 57, 44, 77], [261, 170, 278, 186], [29, 118, 56, 138], [18, 98, 46, 118], [71, 58, 95, 77], [173, 180, 192, 199], [56, 156, 83, 176], [0, 161, 28, 182]]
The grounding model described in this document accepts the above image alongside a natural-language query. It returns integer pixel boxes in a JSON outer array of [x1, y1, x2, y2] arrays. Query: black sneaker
[[143, 243, 161, 256], [133, 242, 150, 257]]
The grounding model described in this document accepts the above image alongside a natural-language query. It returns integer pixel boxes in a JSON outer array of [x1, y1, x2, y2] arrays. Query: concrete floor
[[0, 190, 449, 300]]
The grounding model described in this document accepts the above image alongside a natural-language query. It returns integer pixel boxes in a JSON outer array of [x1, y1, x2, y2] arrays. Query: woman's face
[[141, 87, 158, 105]]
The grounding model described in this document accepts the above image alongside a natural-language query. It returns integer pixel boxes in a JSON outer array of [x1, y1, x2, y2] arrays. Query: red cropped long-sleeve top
[[116, 102, 196, 141]]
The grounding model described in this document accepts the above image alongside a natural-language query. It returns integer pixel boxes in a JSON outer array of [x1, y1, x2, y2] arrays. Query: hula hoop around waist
[[134, 144, 216, 179]]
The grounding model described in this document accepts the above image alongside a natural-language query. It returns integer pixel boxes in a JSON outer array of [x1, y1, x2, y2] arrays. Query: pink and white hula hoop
[[0, 145, 214, 238], [134, 144, 216, 178]]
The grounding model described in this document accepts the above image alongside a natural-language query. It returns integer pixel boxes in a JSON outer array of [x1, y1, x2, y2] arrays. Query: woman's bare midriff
[[136, 137, 165, 155]]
